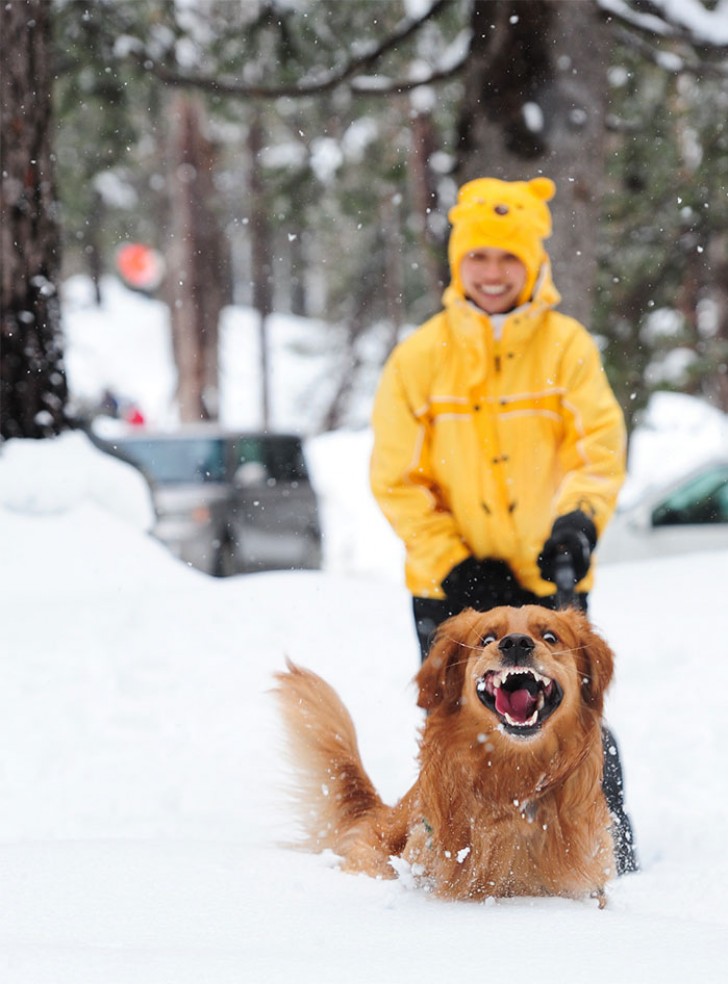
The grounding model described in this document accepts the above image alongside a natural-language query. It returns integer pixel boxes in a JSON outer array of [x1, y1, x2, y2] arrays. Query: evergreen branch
[[597, 0, 728, 53], [349, 48, 471, 95], [134, 0, 452, 99], [612, 23, 728, 78]]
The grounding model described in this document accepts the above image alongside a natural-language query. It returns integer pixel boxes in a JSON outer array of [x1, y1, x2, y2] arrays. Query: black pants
[[413, 596, 638, 876]]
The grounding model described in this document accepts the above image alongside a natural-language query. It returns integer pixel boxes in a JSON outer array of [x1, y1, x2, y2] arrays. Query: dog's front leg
[[337, 809, 405, 880]]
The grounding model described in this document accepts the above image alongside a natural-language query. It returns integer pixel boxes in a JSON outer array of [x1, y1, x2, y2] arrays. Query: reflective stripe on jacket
[[370, 266, 626, 599]]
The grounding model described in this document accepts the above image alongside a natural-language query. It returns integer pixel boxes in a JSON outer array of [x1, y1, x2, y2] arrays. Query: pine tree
[[1, 0, 69, 439]]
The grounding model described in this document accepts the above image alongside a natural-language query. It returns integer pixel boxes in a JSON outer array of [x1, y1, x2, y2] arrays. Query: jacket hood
[[442, 257, 561, 333]]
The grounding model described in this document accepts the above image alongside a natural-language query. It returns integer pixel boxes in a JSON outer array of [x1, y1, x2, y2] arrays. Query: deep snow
[[1, 278, 727, 983]]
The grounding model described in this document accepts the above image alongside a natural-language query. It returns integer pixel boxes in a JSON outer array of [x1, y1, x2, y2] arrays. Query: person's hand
[[441, 557, 525, 610], [441, 556, 485, 609], [537, 510, 597, 584]]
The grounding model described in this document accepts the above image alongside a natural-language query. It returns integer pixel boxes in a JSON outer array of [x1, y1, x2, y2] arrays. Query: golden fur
[[273, 605, 616, 905]]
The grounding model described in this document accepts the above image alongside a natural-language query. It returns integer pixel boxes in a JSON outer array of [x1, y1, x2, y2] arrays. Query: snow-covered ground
[[1, 279, 727, 983]]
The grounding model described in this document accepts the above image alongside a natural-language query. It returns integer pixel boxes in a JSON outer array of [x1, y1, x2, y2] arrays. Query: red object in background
[[116, 243, 165, 292], [123, 406, 146, 427]]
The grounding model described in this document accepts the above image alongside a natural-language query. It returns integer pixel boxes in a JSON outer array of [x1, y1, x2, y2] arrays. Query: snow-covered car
[[93, 427, 323, 576], [597, 456, 728, 564]]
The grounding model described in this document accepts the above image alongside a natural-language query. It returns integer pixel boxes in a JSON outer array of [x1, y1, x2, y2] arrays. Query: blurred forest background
[[2, 0, 728, 439]]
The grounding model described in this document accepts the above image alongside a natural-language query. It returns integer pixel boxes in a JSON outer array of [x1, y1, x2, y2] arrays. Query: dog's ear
[[416, 610, 479, 713], [569, 611, 615, 713]]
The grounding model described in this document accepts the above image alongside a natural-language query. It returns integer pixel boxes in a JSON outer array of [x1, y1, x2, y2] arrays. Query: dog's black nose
[[498, 633, 535, 665]]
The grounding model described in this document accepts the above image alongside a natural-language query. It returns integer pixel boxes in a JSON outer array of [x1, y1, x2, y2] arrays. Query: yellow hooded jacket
[[370, 263, 626, 600]]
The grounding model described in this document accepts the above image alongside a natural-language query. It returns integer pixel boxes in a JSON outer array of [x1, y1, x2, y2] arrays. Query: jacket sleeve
[[370, 351, 469, 595], [553, 327, 627, 537]]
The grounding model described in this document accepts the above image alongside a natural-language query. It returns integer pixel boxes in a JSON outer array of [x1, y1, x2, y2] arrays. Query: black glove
[[441, 556, 528, 611], [537, 510, 597, 584]]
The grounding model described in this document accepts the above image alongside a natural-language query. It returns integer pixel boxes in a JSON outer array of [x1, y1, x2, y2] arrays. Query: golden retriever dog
[[274, 605, 616, 906]]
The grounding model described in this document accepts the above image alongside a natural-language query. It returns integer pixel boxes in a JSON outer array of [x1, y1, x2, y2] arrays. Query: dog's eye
[[482, 632, 497, 645], [543, 631, 558, 644]]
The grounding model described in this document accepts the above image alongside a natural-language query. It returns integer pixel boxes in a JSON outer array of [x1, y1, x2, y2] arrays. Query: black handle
[[553, 552, 577, 609]]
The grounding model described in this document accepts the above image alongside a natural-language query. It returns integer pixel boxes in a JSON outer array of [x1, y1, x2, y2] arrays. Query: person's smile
[[460, 248, 528, 314]]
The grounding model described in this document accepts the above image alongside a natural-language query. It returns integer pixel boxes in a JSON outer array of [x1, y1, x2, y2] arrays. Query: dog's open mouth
[[476, 667, 563, 735]]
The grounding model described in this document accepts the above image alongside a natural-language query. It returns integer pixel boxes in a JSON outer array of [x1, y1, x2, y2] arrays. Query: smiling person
[[370, 176, 637, 875]]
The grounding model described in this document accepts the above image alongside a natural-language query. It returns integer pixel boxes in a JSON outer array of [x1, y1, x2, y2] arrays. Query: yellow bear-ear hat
[[448, 176, 556, 305]]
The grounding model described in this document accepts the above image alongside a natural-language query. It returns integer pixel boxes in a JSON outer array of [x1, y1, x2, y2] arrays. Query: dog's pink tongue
[[495, 687, 537, 723]]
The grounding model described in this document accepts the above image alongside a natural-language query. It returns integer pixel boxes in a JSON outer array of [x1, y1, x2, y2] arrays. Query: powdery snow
[[1, 279, 726, 983]]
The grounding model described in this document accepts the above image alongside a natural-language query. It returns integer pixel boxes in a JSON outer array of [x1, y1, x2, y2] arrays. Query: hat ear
[[528, 176, 556, 202]]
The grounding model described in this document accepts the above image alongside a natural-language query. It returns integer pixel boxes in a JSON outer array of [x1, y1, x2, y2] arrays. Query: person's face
[[459, 248, 528, 314]]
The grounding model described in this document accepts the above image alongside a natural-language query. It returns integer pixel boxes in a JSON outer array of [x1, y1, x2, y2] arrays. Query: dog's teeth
[[499, 667, 551, 683], [504, 710, 539, 728], [537, 693, 545, 710]]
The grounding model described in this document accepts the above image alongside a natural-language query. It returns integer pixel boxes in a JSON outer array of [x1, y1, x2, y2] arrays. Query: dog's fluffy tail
[[273, 660, 386, 857]]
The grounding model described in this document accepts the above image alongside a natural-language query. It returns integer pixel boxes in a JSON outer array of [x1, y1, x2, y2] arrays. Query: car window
[[233, 437, 308, 484], [266, 437, 309, 482], [652, 466, 728, 526], [114, 438, 227, 484]]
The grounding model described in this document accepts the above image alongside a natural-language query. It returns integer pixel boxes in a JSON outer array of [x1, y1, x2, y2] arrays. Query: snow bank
[[0, 429, 154, 529]]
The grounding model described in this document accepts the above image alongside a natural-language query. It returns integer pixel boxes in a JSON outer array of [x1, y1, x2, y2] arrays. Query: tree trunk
[[707, 246, 728, 412], [249, 111, 274, 430], [87, 189, 104, 306], [166, 94, 226, 423], [410, 110, 446, 297], [1, 0, 69, 439], [456, 0, 610, 327], [288, 230, 307, 317], [687, 232, 728, 413]]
